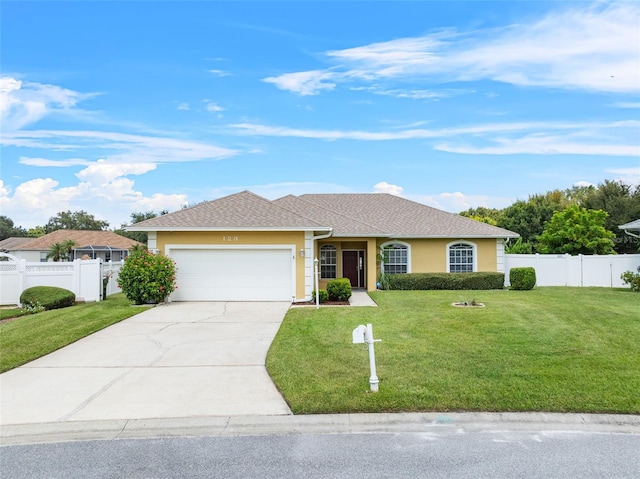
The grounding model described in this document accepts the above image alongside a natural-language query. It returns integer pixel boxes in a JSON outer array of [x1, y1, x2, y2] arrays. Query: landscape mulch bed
[[292, 300, 350, 306]]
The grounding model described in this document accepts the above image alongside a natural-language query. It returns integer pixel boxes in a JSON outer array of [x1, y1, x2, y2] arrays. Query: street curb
[[2, 412, 639, 446]]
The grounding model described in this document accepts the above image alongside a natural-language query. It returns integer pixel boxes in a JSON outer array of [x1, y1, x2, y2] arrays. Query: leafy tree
[[536, 205, 616, 255], [580, 180, 640, 254], [505, 238, 533, 254], [459, 207, 502, 225], [46, 240, 78, 262], [497, 191, 568, 248], [45, 210, 109, 233], [0, 216, 27, 240], [114, 210, 168, 244], [27, 226, 47, 238]]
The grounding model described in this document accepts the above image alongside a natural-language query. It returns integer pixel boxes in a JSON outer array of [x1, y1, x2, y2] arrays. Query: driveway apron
[[0, 302, 293, 425]]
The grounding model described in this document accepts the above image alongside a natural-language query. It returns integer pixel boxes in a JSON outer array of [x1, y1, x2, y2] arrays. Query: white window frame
[[319, 244, 337, 279], [447, 241, 477, 273], [380, 241, 410, 274]]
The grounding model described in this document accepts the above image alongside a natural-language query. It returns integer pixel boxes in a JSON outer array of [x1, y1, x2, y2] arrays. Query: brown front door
[[342, 250, 365, 288]]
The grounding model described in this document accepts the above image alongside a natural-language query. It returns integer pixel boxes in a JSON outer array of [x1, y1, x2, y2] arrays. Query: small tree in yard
[[117, 249, 177, 304], [536, 205, 616, 255]]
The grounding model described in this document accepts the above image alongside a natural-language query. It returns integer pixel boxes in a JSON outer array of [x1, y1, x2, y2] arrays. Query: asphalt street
[[2, 429, 639, 479]]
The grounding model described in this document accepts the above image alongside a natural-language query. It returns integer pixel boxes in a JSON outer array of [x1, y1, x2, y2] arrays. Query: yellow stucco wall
[[317, 237, 497, 291], [382, 238, 498, 273], [156, 232, 499, 296], [156, 230, 307, 299]]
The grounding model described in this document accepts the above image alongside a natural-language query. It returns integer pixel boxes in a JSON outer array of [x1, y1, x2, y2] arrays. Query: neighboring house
[[128, 191, 519, 302], [0, 230, 142, 262], [619, 219, 640, 239]]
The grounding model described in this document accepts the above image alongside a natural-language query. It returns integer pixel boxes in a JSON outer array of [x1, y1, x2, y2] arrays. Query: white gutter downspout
[[312, 229, 333, 308]]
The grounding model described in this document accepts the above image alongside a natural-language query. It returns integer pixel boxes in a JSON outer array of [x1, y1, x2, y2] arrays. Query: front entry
[[343, 250, 365, 288]]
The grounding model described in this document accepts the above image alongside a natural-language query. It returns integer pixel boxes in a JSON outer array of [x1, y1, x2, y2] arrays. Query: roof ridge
[[281, 195, 386, 234]]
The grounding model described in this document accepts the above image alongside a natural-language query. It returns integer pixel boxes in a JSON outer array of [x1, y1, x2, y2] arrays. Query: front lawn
[[267, 287, 640, 414], [0, 294, 152, 373]]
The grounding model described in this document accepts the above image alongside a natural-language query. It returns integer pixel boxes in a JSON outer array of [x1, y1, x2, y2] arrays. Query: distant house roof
[[1, 230, 142, 251], [130, 190, 519, 239], [619, 219, 640, 231], [0, 237, 34, 251]]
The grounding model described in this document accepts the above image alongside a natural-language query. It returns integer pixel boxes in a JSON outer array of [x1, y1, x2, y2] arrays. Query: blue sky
[[1, 1, 639, 229]]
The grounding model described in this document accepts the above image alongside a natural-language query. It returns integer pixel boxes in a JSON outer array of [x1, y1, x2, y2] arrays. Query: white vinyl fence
[[504, 253, 640, 288], [0, 253, 124, 306]]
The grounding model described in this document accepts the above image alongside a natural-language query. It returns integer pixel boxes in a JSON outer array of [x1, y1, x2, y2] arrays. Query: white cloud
[[263, 70, 337, 96], [0, 76, 97, 130], [373, 182, 403, 196], [208, 69, 231, 77], [264, 3, 640, 95], [205, 101, 225, 112], [411, 191, 514, 213], [177, 102, 190, 110], [0, 163, 188, 229], [75, 160, 157, 185], [605, 167, 640, 185], [3, 129, 239, 163], [231, 120, 640, 157], [611, 102, 640, 109], [435, 135, 640, 157], [19, 157, 90, 167]]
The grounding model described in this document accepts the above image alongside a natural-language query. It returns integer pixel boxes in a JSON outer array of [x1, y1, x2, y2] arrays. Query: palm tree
[[46, 240, 78, 262]]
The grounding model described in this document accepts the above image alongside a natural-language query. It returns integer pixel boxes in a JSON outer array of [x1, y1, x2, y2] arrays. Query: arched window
[[320, 244, 337, 279], [381, 242, 409, 274], [447, 241, 476, 273]]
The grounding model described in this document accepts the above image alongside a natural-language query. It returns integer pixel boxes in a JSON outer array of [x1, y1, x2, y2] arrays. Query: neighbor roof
[[129, 190, 518, 239], [4, 230, 142, 251], [0, 237, 34, 251], [619, 219, 640, 231]]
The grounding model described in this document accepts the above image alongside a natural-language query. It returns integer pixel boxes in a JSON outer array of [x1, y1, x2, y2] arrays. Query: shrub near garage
[[19, 286, 76, 311], [117, 249, 177, 304]]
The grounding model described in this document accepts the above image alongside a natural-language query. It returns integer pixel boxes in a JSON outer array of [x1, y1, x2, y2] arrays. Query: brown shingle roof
[[8, 230, 142, 251], [273, 195, 386, 236], [131, 190, 329, 230], [300, 193, 518, 238], [128, 190, 518, 238], [0, 237, 34, 251]]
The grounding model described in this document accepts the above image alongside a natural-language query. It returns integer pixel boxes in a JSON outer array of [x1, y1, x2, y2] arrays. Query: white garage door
[[169, 247, 294, 301]]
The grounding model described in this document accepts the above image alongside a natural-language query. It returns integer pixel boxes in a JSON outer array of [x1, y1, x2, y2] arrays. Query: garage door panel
[[170, 248, 293, 301]]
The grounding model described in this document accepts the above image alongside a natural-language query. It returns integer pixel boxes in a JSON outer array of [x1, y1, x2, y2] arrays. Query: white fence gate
[[0, 253, 124, 306], [504, 254, 640, 288]]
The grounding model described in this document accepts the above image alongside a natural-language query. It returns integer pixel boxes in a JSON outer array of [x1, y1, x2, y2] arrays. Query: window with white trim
[[381, 242, 408, 274], [448, 242, 474, 273], [320, 244, 337, 279]]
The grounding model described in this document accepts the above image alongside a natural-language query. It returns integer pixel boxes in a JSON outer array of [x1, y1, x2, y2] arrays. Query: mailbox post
[[352, 323, 381, 392]]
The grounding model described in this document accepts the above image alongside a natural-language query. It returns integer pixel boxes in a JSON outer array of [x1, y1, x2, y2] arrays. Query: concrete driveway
[[0, 302, 292, 425]]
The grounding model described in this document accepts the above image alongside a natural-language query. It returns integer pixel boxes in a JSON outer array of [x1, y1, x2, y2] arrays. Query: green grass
[[0, 308, 28, 321], [267, 287, 640, 414], [0, 294, 151, 373]]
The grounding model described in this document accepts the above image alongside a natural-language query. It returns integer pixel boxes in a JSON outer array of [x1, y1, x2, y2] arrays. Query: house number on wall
[[222, 235, 239, 242]]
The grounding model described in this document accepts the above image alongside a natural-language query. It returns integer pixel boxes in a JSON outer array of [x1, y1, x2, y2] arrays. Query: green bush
[[19, 286, 76, 311], [509, 267, 537, 290], [620, 271, 640, 292], [326, 278, 352, 301], [117, 249, 177, 304], [386, 272, 505, 290], [311, 289, 329, 303]]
